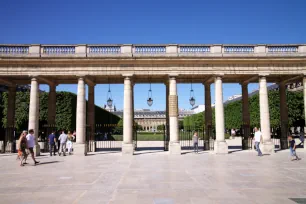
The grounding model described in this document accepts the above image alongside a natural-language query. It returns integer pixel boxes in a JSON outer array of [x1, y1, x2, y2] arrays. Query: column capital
[[122, 74, 134, 78], [168, 74, 179, 79], [258, 73, 269, 78], [29, 75, 39, 80], [76, 75, 86, 79]]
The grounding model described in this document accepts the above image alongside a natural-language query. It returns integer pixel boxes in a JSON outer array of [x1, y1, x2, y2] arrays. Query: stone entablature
[[0, 44, 306, 58]]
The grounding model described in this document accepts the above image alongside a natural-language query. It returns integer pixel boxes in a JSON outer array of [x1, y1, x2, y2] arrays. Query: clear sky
[[1, 0, 305, 111]]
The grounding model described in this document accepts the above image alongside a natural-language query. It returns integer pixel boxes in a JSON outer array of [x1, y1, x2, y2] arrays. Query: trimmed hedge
[[184, 90, 305, 130], [1, 91, 120, 132]]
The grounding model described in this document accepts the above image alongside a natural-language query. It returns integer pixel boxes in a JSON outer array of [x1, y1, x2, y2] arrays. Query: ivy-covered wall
[[1, 91, 120, 132], [183, 90, 305, 130]]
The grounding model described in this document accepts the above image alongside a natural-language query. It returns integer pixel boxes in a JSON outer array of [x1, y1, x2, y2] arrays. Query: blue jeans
[[290, 147, 296, 156], [255, 142, 262, 156]]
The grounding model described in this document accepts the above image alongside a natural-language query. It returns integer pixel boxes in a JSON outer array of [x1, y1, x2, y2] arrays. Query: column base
[[204, 140, 210, 150], [34, 144, 40, 157], [122, 143, 134, 155], [242, 139, 249, 150], [280, 139, 288, 149], [260, 141, 275, 154], [73, 143, 86, 156], [214, 141, 228, 154], [169, 142, 181, 155]]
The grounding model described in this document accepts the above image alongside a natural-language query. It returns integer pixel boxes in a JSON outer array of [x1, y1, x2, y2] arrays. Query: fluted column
[[279, 81, 289, 149], [48, 84, 56, 125], [214, 76, 228, 154], [87, 85, 95, 140], [259, 76, 274, 154], [5, 86, 16, 152], [28, 77, 40, 156], [76, 77, 86, 144], [204, 82, 212, 150], [241, 82, 251, 149], [122, 75, 134, 155], [168, 76, 181, 154]]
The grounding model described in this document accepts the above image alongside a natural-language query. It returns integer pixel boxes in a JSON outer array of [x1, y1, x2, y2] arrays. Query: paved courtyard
[[0, 149, 306, 204]]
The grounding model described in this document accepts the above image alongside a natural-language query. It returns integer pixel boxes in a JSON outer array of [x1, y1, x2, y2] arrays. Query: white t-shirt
[[26, 134, 35, 148], [254, 131, 262, 142]]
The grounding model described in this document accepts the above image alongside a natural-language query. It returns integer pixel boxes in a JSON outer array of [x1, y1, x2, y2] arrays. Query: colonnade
[[2, 74, 305, 156]]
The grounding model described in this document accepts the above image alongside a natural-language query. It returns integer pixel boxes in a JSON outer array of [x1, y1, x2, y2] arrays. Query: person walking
[[26, 129, 39, 165], [288, 135, 301, 161], [193, 131, 199, 153], [48, 131, 56, 156], [254, 127, 263, 156], [17, 132, 28, 166], [58, 130, 68, 156], [66, 131, 74, 155]]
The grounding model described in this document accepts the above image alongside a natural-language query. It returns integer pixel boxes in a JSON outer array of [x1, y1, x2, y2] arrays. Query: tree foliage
[[1, 91, 120, 132], [183, 90, 305, 130]]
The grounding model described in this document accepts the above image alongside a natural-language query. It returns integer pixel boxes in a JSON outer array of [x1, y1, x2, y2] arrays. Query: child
[[288, 135, 301, 161]]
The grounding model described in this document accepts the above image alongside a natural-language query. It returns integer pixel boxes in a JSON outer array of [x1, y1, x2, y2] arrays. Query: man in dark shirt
[[48, 131, 56, 156], [288, 135, 301, 161]]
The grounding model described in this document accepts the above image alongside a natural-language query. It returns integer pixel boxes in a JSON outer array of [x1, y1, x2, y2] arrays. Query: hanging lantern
[[189, 82, 196, 107], [147, 83, 153, 106], [107, 84, 113, 108]]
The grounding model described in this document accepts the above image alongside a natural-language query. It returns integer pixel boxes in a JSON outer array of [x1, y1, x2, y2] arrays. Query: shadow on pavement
[[37, 161, 61, 165]]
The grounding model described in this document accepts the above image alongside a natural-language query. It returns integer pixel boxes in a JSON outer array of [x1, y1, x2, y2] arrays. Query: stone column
[[214, 76, 228, 154], [279, 81, 289, 149], [259, 76, 274, 154], [204, 82, 212, 150], [122, 75, 134, 155], [76, 77, 86, 145], [28, 77, 40, 156], [48, 84, 56, 125], [5, 86, 16, 152], [303, 77, 306, 151], [241, 82, 251, 149], [87, 85, 95, 141], [168, 76, 181, 154], [165, 82, 170, 148]]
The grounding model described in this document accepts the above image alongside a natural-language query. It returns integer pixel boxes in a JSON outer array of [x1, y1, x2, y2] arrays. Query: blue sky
[[1, 0, 306, 110]]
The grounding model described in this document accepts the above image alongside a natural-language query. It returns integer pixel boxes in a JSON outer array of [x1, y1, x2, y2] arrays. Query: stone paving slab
[[0, 149, 306, 204]]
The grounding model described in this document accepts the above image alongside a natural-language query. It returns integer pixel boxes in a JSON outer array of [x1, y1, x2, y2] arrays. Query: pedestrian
[[254, 127, 263, 156], [193, 131, 199, 153], [231, 128, 236, 139], [17, 131, 28, 166], [73, 130, 76, 142], [58, 130, 68, 156], [288, 135, 301, 161], [26, 129, 39, 165], [48, 130, 56, 156], [298, 130, 304, 147], [67, 131, 74, 155]]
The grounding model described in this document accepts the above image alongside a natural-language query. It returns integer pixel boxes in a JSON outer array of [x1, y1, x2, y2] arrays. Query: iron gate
[[180, 127, 205, 150], [1, 126, 16, 153], [164, 125, 169, 151]]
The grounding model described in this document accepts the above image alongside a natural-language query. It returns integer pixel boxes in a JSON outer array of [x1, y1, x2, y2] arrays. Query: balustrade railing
[[179, 46, 210, 53], [0, 46, 29, 54], [89, 46, 121, 54], [268, 46, 298, 53], [43, 46, 75, 54], [134, 46, 166, 54], [0, 44, 305, 57], [224, 46, 254, 53]]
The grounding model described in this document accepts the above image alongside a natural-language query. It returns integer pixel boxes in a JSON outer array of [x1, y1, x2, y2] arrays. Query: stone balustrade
[[0, 44, 305, 57]]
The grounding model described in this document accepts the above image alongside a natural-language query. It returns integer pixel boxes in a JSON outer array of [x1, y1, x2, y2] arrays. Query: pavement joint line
[[109, 158, 133, 202], [72, 190, 87, 204]]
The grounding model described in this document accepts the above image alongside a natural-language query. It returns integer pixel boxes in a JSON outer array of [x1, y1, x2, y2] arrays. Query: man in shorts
[[26, 129, 39, 165], [288, 135, 301, 161]]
